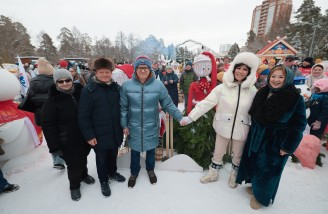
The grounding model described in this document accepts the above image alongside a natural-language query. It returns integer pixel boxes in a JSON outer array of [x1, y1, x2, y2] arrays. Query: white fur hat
[[223, 52, 260, 88]]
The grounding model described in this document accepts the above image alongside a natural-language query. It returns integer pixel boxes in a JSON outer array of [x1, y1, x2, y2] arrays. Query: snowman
[[187, 52, 217, 114], [0, 68, 41, 167]]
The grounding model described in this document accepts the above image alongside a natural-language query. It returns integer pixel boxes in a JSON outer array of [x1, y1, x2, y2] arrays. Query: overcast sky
[[1, 0, 327, 52]]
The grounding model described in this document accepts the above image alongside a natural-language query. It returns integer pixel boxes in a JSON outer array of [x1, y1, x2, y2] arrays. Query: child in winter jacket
[[307, 78, 328, 139]]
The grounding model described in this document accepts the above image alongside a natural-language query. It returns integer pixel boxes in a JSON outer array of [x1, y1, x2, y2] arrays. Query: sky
[[1, 0, 328, 53]]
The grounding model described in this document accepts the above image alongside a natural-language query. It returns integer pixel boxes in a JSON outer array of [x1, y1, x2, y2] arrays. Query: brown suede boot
[[246, 186, 253, 195], [250, 196, 262, 210]]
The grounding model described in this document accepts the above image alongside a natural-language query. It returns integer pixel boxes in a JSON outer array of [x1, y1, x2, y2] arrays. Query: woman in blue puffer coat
[[120, 55, 183, 188]]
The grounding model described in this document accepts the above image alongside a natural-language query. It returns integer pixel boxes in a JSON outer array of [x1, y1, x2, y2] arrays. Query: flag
[[17, 55, 30, 97]]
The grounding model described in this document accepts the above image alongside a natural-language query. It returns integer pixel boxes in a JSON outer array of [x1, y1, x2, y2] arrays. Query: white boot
[[228, 163, 239, 188], [228, 169, 238, 188], [200, 162, 221, 184]]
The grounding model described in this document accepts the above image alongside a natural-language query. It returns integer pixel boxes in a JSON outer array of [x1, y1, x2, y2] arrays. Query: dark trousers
[[94, 148, 118, 183], [0, 169, 9, 193], [130, 149, 155, 176], [63, 144, 91, 190]]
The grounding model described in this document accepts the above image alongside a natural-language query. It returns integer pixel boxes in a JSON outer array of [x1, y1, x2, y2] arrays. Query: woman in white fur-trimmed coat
[[180, 52, 259, 188]]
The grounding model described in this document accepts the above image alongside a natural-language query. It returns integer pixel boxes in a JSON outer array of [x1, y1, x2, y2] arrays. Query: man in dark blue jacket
[[79, 58, 125, 198]]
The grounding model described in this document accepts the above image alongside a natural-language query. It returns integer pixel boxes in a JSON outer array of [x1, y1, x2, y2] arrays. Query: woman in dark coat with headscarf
[[236, 65, 307, 209], [42, 69, 94, 201]]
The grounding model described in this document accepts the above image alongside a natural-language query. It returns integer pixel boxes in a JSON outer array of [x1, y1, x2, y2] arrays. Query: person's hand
[[312, 120, 321, 130], [279, 149, 288, 156], [169, 80, 173, 83], [164, 81, 168, 85], [180, 116, 193, 126], [88, 138, 97, 146], [192, 99, 199, 105], [123, 128, 129, 136]]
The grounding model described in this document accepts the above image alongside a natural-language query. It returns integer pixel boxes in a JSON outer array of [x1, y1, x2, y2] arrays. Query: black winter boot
[[70, 189, 81, 201], [100, 182, 111, 197], [147, 170, 157, 185]]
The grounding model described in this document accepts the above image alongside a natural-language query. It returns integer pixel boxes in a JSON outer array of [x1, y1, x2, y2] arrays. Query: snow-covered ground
[[0, 142, 328, 214]]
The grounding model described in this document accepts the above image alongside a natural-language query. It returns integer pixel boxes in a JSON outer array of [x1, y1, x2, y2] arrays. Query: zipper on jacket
[[141, 85, 144, 152], [229, 85, 241, 141]]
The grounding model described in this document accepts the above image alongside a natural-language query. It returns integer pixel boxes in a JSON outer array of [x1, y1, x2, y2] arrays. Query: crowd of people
[[0, 52, 327, 210]]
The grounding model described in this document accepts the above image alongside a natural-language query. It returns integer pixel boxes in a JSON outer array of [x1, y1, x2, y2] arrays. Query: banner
[[17, 55, 30, 97]]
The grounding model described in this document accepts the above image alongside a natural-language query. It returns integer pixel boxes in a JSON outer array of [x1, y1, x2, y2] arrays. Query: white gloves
[[180, 116, 193, 126]]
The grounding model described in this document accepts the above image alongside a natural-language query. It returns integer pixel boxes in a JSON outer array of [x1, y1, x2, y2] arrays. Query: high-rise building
[[251, 0, 292, 37]]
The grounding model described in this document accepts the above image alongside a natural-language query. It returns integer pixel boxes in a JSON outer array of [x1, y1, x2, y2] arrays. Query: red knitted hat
[[59, 60, 68, 68]]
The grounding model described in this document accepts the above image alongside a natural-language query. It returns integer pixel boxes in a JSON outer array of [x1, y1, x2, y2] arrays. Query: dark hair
[[233, 63, 251, 74], [232, 63, 251, 82], [93, 58, 115, 71]]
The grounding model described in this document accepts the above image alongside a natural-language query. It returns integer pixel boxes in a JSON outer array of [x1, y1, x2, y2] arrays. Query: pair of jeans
[[94, 148, 118, 183], [130, 149, 155, 176], [0, 170, 9, 193]]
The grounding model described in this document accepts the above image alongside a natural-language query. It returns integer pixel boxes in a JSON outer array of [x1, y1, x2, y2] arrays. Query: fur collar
[[249, 84, 299, 124]]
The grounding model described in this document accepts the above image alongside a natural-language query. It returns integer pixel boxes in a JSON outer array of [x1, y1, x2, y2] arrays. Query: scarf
[[249, 65, 299, 124], [93, 76, 113, 85]]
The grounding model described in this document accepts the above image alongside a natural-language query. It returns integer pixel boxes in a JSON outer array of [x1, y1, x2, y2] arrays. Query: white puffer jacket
[[189, 52, 259, 141]]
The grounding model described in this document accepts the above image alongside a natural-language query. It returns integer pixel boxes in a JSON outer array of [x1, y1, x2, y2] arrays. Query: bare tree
[[113, 31, 129, 63], [92, 36, 112, 58]]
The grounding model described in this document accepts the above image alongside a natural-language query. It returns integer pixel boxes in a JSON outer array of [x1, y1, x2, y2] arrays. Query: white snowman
[[0, 68, 41, 167]]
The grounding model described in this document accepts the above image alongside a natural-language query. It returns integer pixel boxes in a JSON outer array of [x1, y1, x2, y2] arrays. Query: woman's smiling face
[[269, 69, 286, 89]]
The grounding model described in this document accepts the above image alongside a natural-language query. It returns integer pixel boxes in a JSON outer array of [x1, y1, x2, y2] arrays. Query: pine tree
[[174, 110, 217, 168], [228, 43, 240, 60], [36, 32, 58, 63], [0, 15, 34, 63], [288, 0, 322, 57], [313, 9, 328, 58], [57, 27, 74, 58], [244, 30, 263, 53]]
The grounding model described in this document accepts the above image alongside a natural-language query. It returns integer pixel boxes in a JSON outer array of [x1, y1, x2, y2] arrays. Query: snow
[[1, 142, 328, 214]]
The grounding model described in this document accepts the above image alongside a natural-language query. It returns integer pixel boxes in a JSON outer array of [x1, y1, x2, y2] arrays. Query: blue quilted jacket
[[120, 73, 183, 152]]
